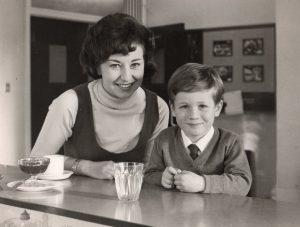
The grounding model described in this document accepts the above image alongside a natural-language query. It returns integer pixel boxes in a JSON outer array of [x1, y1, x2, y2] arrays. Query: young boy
[[144, 63, 252, 196]]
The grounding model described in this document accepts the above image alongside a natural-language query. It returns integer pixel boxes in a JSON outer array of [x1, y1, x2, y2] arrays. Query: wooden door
[[143, 24, 187, 103], [31, 17, 89, 146]]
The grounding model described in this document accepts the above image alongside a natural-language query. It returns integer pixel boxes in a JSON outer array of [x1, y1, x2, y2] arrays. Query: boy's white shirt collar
[[181, 126, 214, 153]]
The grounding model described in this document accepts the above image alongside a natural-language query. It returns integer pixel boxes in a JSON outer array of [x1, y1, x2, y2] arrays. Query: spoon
[[10, 176, 31, 191]]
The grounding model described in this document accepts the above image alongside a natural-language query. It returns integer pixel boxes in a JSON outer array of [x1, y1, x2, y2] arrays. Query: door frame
[[25, 0, 101, 155]]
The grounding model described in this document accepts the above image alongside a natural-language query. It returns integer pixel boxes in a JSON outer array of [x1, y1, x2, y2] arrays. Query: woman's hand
[[79, 160, 115, 180], [174, 170, 205, 193]]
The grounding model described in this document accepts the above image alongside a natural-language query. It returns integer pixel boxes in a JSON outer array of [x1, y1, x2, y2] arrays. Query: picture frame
[[203, 26, 275, 111], [243, 65, 264, 82], [213, 40, 233, 56], [214, 65, 233, 82], [243, 38, 264, 55]]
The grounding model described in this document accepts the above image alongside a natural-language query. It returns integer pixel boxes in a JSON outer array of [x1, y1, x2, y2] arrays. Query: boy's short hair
[[80, 13, 156, 79], [167, 63, 224, 104]]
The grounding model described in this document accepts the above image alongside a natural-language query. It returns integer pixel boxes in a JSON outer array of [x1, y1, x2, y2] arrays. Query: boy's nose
[[188, 107, 200, 119]]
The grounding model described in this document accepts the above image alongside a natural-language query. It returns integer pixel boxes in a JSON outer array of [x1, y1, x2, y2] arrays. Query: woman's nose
[[120, 65, 131, 81]]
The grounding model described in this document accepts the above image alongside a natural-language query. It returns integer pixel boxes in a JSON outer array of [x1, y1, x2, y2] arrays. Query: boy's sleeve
[[144, 137, 166, 186], [202, 137, 252, 196], [143, 96, 169, 168]]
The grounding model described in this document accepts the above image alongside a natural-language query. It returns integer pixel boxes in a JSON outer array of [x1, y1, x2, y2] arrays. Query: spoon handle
[[10, 176, 31, 190]]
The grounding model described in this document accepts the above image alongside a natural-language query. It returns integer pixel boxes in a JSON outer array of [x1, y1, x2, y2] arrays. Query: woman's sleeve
[[30, 90, 78, 157]]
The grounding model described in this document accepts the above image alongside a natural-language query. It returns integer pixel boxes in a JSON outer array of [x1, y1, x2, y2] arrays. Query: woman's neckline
[[91, 79, 144, 111]]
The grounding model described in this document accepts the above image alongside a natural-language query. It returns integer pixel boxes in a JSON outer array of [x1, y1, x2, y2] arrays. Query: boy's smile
[[171, 89, 223, 143]]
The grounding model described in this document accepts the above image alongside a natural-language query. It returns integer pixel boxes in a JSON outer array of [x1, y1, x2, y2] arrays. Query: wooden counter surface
[[1, 165, 300, 227]]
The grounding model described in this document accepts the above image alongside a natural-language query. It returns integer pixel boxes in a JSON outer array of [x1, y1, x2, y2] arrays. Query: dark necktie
[[188, 144, 199, 160]]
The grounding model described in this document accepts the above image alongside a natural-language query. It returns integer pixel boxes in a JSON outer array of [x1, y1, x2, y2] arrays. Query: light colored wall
[[147, 0, 275, 29], [203, 27, 275, 93], [0, 0, 29, 165], [275, 0, 300, 202]]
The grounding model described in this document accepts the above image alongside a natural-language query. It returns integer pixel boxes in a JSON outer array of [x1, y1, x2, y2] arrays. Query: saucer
[[38, 170, 73, 181], [7, 180, 56, 192]]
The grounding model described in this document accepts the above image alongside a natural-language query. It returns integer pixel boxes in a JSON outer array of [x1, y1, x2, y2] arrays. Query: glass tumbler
[[114, 162, 144, 201]]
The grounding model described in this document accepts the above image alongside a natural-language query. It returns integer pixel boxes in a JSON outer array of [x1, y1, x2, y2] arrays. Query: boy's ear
[[215, 100, 223, 117], [169, 101, 176, 117]]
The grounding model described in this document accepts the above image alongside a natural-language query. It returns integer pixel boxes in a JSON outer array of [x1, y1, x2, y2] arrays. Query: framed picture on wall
[[203, 25, 275, 111], [243, 65, 264, 82], [214, 65, 233, 82], [213, 40, 233, 56], [243, 38, 264, 55]]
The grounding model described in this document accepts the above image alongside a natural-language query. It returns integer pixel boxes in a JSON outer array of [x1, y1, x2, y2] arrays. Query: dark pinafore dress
[[63, 83, 159, 162]]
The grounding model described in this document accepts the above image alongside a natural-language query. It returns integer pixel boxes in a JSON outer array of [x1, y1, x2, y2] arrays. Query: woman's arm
[[30, 90, 115, 180], [30, 90, 78, 157], [65, 157, 115, 179]]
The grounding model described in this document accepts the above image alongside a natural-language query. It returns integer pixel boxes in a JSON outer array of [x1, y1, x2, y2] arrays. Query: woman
[[31, 13, 169, 179]]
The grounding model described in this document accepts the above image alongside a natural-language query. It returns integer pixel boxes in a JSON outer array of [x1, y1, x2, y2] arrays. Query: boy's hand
[[174, 170, 205, 193], [161, 166, 181, 189]]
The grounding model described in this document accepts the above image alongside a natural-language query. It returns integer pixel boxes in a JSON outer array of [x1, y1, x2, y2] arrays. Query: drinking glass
[[114, 162, 144, 201], [18, 157, 50, 186]]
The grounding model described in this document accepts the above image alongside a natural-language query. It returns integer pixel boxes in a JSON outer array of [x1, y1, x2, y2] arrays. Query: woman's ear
[[96, 65, 101, 76], [215, 100, 223, 117]]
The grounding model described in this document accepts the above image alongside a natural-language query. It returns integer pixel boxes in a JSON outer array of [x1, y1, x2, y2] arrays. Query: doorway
[[31, 17, 89, 146]]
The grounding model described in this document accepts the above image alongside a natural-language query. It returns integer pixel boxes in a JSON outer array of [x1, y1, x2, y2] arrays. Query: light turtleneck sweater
[[31, 79, 169, 158]]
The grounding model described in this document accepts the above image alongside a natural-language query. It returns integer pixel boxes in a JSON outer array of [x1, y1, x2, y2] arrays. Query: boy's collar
[[181, 127, 214, 152]]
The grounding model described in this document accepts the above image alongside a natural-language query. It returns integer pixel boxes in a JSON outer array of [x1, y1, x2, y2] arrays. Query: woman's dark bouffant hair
[[79, 13, 156, 79]]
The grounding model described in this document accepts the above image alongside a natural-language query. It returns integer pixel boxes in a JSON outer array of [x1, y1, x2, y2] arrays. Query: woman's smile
[[115, 81, 137, 89]]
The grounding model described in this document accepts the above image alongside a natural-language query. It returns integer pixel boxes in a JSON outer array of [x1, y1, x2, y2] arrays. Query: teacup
[[43, 155, 64, 176]]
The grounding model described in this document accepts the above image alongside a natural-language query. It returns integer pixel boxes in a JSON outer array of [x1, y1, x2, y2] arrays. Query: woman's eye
[[110, 64, 120, 69], [131, 63, 141, 69]]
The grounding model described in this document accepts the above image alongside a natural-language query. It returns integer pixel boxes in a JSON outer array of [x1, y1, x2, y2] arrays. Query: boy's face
[[171, 88, 223, 143]]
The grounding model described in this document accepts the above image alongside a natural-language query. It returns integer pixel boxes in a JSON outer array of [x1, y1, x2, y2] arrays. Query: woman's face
[[98, 43, 145, 99]]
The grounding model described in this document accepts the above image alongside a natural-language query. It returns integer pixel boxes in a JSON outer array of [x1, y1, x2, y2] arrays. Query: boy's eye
[[179, 105, 188, 109], [199, 104, 208, 109]]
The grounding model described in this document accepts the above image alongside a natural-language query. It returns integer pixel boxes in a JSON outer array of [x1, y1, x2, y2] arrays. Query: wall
[[203, 27, 275, 93], [0, 0, 28, 165], [146, 0, 275, 29], [275, 0, 300, 202]]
